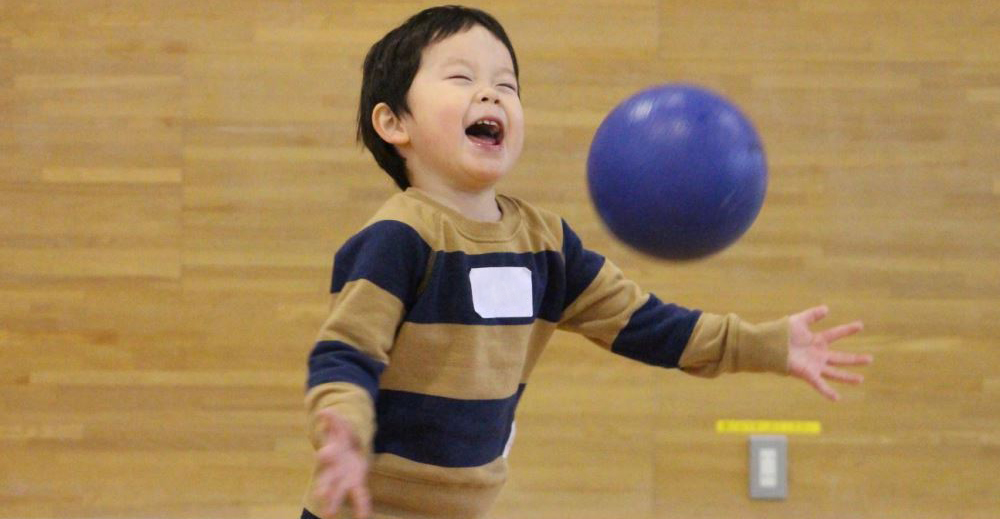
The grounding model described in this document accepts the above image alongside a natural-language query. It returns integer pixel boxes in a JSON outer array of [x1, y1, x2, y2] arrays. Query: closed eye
[[448, 75, 472, 82]]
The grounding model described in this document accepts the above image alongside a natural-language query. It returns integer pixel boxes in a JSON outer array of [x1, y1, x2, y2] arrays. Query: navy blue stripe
[[331, 220, 431, 308], [373, 385, 526, 468], [406, 251, 566, 325], [561, 220, 606, 311], [611, 295, 701, 368], [306, 341, 386, 401]]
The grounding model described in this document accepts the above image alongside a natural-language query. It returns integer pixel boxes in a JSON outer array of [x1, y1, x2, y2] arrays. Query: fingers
[[315, 463, 350, 516], [803, 361, 867, 402], [822, 366, 864, 384], [808, 371, 840, 402], [316, 459, 366, 518], [795, 305, 830, 325], [325, 468, 354, 518], [820, 321, 864, 344], [313, 411, 370, 519], [350, 484, 372, 519], [827, 349, 874, 366]]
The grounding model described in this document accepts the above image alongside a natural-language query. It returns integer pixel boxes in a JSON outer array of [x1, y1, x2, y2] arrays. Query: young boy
[[302, 6, 871, 519]]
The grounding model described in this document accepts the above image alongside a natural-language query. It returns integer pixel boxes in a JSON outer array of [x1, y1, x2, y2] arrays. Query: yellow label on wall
[[716, 419, 822, 435]]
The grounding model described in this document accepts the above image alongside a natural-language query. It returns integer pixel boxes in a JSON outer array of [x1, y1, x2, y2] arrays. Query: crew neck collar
[[404, 187, 522, 242]]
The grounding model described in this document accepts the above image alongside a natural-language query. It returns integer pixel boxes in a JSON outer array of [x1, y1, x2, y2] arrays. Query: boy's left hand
[[786, 305, 872, 401]]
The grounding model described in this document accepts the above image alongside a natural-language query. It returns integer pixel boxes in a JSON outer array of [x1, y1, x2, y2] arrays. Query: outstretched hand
[[787, 305, 872, 401], [313, 408, 372, 519]]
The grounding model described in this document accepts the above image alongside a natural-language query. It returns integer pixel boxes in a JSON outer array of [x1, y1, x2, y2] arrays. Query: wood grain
[[1, 1, 998, 517]]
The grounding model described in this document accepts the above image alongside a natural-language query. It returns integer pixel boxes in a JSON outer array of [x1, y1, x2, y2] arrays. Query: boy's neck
[[410, 181, 502, 223]]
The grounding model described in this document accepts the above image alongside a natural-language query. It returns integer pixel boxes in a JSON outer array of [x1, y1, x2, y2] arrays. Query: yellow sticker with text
[[716, 419, 822, 435]]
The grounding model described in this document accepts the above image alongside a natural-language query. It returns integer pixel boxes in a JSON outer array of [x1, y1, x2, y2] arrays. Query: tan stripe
[[679, 314, 790, 377], [558, 259, 647, 349], [380, 321, 557, 399], [316, 278, 405, 364], [304, 454, 504, 518], [370, 193, 566, 255], [372, 453, 504, 518], [373, 451, 507, 488], [304, 382, 375, 451]]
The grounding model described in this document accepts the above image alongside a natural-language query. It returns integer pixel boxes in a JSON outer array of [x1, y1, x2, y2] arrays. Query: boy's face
[[397, 25, 524, 191]]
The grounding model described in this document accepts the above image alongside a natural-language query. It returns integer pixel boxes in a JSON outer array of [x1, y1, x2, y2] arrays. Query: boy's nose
[[479, 91, 500, 104]]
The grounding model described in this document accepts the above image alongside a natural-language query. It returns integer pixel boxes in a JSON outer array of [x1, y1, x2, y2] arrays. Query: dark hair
[[357, 5, 519, 190]]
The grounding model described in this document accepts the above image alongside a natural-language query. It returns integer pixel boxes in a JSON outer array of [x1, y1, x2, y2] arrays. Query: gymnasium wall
[[1, 1, 998, 517]]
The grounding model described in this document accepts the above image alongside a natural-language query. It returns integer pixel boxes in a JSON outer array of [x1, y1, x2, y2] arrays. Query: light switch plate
[[749, 435, 788, 499]]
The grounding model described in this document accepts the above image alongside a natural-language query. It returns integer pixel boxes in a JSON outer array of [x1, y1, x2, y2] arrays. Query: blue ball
[[587, 84, 767, 260]]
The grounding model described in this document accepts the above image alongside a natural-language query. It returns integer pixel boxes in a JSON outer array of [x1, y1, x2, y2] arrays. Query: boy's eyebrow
[[441, 56, 516, 78], [441, 57, 475, 69]]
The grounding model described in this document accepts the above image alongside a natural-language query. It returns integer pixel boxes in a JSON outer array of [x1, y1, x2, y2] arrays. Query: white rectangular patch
[[469, 267, 533, 318]]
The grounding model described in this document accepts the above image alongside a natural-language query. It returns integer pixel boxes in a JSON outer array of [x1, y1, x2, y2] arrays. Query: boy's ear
[[372, 102, 410, 146]]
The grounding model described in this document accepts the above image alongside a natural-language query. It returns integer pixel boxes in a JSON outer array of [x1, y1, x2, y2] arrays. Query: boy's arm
[[679, 308, 869, 399], [677, 313, 790, 377], [557, 220, 786, 375], [686, 306, 870, 399], [557, 220, 871, 395], [306, 220, 430, 452]]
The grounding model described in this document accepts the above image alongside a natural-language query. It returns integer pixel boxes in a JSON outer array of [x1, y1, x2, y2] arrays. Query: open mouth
[[465, 118, 504, 146]]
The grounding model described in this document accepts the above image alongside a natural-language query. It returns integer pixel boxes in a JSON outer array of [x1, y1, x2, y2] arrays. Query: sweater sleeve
[[305, 220, 430, 452], [677, 313, 789, 376], [557, 219, 789, 375]]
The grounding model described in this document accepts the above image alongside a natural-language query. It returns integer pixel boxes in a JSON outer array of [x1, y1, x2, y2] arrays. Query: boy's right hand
[[313, 408, 372, 519]]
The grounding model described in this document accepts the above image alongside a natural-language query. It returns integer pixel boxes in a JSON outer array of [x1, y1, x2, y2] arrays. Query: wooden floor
[[2, 1, 998, 517]]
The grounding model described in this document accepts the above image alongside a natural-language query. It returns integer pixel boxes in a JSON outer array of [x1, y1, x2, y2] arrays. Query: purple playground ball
[[587, 84, 768, 260]]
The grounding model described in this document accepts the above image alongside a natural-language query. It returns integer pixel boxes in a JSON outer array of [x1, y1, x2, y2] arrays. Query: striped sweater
[[303, 188, 789, 518]]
